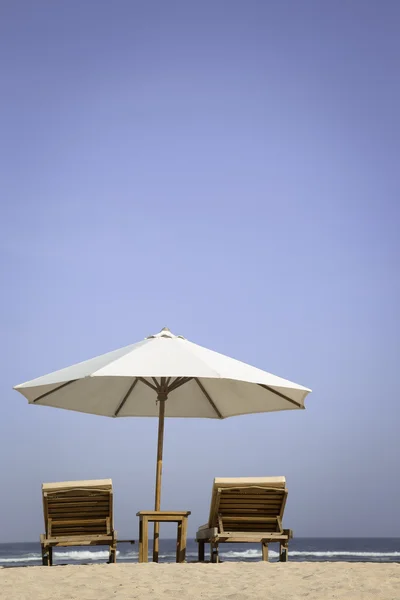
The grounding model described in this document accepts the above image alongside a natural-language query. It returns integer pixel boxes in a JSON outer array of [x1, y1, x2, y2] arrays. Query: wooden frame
[[40, 479, 134, 565], [196, 479, 292, 563], [137, 511, 191, 563]]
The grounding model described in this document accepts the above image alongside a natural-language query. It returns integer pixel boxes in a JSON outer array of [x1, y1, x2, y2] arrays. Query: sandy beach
[[0, 562, 398, 600]]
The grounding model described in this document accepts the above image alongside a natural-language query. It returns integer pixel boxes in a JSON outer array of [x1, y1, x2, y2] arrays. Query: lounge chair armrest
[[196, 526, 218, 541], [283, 529, 293, 539]]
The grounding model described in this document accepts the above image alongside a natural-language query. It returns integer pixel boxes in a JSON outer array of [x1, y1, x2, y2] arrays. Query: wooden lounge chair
[[196, 477, 293, 563], [40, 479, 133, 565]]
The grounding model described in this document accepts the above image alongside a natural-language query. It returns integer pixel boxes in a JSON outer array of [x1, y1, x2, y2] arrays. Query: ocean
[[0, 538, 398, 567]]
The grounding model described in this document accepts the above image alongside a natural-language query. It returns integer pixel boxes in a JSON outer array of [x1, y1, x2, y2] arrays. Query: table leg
[[153, 521, 160, 562], [176, 520, 182, 563], [180, 516, 188, 563], [142, 517, 149, 563]]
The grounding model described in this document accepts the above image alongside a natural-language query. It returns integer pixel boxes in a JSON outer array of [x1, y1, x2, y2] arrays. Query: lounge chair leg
[[210, 543, 219, 563], [109, 545, 117, 563], [198, 541, 205, 562], [280, 543, 288, 562], [262, 543, 269, 562], [41, 545, 49, 566]]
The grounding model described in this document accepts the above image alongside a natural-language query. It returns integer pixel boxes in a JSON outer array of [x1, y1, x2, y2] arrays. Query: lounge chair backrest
[[42, 479, 113, 538], [208, 477, 287, 534]]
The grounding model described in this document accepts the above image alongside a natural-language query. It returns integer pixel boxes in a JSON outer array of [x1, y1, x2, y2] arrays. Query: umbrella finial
[[146, 328, 186, 340]]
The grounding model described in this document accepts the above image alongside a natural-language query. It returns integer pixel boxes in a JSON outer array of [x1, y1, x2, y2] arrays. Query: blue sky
[[0, 0, 399, 541]]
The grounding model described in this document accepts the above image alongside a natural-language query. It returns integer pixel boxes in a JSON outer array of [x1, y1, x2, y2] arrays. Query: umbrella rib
[[258, 384, 304, 408], [152, 377, 160, 390], [138, 378, 159, 392], [194, 378, 223, 419], [32, 380, 78, 404], [168, 377, 192, 393], [168, 377, 183, 389], [114, 378, 139, 417]]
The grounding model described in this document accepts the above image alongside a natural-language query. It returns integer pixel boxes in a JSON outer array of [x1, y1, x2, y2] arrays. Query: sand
[[0, 562, 399, 600]]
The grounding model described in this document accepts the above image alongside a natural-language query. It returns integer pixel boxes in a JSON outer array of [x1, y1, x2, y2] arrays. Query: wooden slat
[[49, 516, 109, 520], [220, 506, 281, 511], [220, 507, 280, 513], [221, 493, 284, 497], [52, 523, 107, 528], [49, 510, 109, 515], [44, 534, 113, 543], [52, 524, 107, 530], [48, 497, 109, 504], [138, 515, 187, 523], [52, 525, 107, 531], [220, 504, 281, 508], [48, 500, 109, 507], [221, 517, 277, 522], [53, 528, 107, 532], [221, 494, 284, 500], [49, 507, 109, 514], [49, 510, 109, 517], [220, 496, 282, 502], [220, 508, 281, 513], [224, 526, 277, 531], [53, 531, 107, 536], [223, 522, 277, 527], [218, 536, 285, 541], [48, 493, 109, 499], [223, 524, 278, 530], [220, 497, 282, 502], [220, 500, 282, 505], [52, 529, 107, 535], [49, 504, 109, 510], [136, 511, 191, 516], [221, 514, 278, 519], [52, 519, 106, 525], [220, 503, 282, 508], [52, 524, 107, 529], [52, 533, 107, 537], [223, 516, 278, 522], [53, 529, 106, 533], [49, 508, 109, 514], [52, 520, 106, 524]]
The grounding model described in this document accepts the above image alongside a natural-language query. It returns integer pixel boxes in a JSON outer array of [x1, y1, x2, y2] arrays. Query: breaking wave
[[1, 548, 399, 564], [220, 549, 400, 560]]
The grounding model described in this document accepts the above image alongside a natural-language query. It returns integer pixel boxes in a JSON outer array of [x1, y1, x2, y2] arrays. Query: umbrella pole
[[153, 396, 165, 562]]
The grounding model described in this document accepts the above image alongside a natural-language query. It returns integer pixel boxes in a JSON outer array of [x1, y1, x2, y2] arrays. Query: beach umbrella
[[14, 327, 311, 560]]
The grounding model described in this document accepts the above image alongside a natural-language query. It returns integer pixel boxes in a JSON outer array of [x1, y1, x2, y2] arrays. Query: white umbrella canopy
[[14, 327, 310, 417], [14, 327, 311, 560]]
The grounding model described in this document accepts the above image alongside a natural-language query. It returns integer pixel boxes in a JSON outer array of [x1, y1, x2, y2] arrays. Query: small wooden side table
[[137, 511, 191, 563]]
